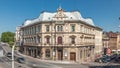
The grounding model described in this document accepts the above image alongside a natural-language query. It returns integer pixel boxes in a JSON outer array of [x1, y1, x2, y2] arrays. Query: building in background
[[117, 33, 120, 54], [102, 31, 110, 55], [15, 26, 23, 51], [94, 27, 103, 58], [108, 32, 118, 53], [102, 31, 120, 55], [16, 7, 102, 63]]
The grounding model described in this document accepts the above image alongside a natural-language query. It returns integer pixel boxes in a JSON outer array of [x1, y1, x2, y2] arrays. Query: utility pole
[[12, 44, 15, 68]]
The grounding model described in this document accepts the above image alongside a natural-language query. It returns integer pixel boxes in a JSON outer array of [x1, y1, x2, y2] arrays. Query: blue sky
[[0, 0, 120, 35]]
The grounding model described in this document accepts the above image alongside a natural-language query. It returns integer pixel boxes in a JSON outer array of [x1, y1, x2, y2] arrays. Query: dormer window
[[70, 17, 73, 19], [48, 17, 50, 20]]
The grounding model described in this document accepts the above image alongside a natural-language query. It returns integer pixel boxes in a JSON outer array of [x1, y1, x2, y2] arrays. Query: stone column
[[23, 46, 26, 55], [42, 48, 45, 60]]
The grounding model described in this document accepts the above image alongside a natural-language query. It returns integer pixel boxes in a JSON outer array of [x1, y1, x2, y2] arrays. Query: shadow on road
[[89, 65, 120, 68]]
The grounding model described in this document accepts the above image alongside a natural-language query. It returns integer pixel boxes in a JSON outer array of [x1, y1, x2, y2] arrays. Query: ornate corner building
[[16, 7, 102, 63]]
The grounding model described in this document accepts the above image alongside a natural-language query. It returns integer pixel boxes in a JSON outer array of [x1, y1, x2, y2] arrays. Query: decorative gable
[[53, 7, 67, 20]]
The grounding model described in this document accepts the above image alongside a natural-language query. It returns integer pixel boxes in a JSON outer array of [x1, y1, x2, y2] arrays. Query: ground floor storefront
[[20, 45, 95, 63]]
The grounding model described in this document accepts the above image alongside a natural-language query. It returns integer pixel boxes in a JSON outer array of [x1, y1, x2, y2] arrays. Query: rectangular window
[[46, 25, 49, 32], [71, 25, 75, 32], [36, 26, 38, 33], [71, 38, 75, 44], [37, 36, 41, 43], [38, 25, 41, 32], [45, 49, 50, 58], [46, 37, 50, 44], [58, 37, 62, 44], [57, 25, 63, 31]]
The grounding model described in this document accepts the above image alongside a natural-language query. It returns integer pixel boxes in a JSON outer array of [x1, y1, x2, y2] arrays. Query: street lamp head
[[118, 26, 120, 28]]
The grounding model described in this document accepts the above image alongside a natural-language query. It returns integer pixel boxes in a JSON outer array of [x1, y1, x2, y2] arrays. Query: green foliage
[[9, 41, 14, 46], [1, 31, 15, 45]]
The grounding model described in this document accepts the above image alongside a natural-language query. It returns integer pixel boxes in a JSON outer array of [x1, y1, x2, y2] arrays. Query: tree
[[1, 31, 15, 46]]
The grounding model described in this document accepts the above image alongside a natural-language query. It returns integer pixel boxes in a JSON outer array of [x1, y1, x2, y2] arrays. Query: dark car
[[94, 55, 111, 63], [112, 55, 120, 63], [16, 57, 25, 63], [102, 55, 111, 63], [110, 54, 117, 60], [94, 57, 103, 62], [109, 54, 120, 63], [114, 57, 120, 62], [6, 52, 12, 58]]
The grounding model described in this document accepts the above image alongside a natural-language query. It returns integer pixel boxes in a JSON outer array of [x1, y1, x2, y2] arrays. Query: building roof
[[108, 32, 118, 38], [23, 7, 95, 26], [102, 31, 109, 40]]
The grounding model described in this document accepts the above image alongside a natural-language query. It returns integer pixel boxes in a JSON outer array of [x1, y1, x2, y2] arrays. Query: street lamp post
[[12, 43, 16, 68]]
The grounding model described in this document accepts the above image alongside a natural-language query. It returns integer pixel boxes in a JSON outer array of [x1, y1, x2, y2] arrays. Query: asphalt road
[[0, 56, 29, 68], [0, 43, 61, 68], [1, 43, 120, 68], [18, 53, 62, 68]]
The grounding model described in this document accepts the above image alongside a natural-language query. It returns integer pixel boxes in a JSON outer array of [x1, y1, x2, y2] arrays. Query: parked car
[[103, 55, 111, 62], [6, 52, 12, 58], [110, 54, 120, 63], [94, 57, 103, 62], [110, 54, 118, 60], [16, 57, 25, 63], [94, 55, 111, 63]]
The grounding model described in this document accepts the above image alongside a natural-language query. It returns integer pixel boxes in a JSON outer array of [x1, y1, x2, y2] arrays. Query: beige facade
[[94, 27, 103, 58], [117, 33, 120, 53], [15, 26, 21, 42], [18, 7, 102, 63]]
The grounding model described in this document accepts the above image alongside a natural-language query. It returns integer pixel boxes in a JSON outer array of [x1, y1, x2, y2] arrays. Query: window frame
[[57, 25, 63, 32], [57, 36, 62, 44], [71, 25, 75, 32], [45, 49, 50, 58], [46, 37, 50, 44], [46, 25, 50, 32]]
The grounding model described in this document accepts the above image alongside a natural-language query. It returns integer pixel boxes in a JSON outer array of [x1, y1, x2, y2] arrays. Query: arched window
[[45, 49, 50, 58], [58, 36, 62, 44]]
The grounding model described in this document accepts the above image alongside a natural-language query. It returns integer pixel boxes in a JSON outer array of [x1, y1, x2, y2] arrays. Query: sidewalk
[[17, 51, 77, 64], [39, 59, 77, 64], [0, 64, 2, 68]]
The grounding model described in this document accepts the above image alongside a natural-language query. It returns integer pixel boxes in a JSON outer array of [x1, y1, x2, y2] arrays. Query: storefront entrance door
[[58, 48, 63, 60], [70, 52, 76, 61], [58, 51, 62, 60]]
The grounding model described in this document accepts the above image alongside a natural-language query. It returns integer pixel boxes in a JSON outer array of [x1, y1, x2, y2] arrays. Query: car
[[94, 57, 101, 62], [102, 56, 110, 63], [6, 52, 12, 58], [110, 54, 117, 60], [94, 55, 111, 63], [16, 57, 25, 63], [111, 55, 120, 63]]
